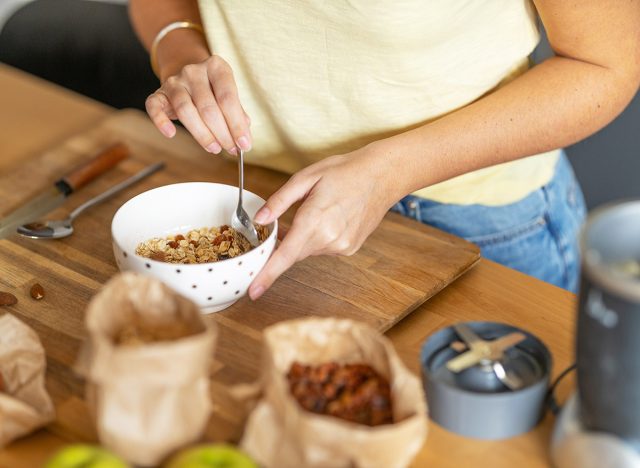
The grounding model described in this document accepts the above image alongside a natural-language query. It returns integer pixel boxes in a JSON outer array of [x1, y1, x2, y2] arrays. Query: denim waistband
[[391, 152, 582, 241]]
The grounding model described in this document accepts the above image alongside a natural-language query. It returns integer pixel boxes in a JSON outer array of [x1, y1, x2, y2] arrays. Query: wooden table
[[0, 64, 576, 467]]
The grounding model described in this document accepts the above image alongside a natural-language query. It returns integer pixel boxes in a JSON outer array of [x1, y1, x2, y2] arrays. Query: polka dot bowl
[[111, 182, 277, 313]]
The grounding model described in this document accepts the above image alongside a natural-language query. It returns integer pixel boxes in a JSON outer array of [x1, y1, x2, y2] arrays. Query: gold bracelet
[[150, 21, 205, 78]]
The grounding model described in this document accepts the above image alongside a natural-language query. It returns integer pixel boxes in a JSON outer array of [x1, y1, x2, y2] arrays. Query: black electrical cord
[[545, 363, 577, 415]]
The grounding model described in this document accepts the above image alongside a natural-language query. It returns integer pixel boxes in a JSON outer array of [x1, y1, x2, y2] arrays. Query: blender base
[[552, 393, 640, 468]]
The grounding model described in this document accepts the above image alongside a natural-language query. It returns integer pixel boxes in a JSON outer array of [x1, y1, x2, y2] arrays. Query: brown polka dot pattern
[[114, 226, 276, 312]]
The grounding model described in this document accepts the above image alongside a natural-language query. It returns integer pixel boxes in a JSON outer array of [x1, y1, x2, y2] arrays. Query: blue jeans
[[391, 153, 587, 292]]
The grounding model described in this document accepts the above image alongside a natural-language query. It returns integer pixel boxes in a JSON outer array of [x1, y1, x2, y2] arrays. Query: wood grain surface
[[0, 109, 479, 450], [0, 66, 579, 468]]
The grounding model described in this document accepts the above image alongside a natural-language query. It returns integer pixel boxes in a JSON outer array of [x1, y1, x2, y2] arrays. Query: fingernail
[[206, 142, 222, 154], [161, 123, 175, 138], [249, 285, 264, 301], [254, 206, 270, 224], [237, 136, 251, 151], [229, 147, 238, 156]]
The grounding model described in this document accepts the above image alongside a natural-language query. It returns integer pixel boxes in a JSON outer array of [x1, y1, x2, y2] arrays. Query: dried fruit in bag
[[241, 318, 427, 468], [287, 361, 393, 427]]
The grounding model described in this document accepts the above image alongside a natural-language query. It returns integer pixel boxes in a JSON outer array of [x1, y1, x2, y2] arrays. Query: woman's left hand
[[248, 145, 399, 300]]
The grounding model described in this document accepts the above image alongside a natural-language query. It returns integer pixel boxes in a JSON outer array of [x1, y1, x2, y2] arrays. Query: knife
[[0, 142, 130, 239]]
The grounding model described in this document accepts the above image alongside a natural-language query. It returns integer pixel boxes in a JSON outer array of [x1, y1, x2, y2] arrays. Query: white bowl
[[111, 182, 277, 313]]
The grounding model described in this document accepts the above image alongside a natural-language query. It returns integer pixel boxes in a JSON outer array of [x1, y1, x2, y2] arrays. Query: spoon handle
[[69, 162, 165, 221], [238, 149, 245, 208]]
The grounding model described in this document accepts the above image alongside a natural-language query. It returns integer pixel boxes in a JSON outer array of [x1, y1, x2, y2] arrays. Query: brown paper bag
[[0, 313, 55, 447], [80, 272, 217, 466], [240, 317, 428, 468]]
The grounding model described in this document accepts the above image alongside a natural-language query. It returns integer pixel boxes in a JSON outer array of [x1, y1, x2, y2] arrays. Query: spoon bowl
[[18, 220, 74, 239]]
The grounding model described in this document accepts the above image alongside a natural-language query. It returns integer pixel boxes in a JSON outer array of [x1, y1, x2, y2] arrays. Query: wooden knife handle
[[61, 143, 130, 192]]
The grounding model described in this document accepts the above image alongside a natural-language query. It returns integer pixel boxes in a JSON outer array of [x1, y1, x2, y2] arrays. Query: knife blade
[[0, 142, 129, 239]]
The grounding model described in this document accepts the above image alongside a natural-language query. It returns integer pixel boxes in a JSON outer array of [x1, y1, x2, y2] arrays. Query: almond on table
[[0, 292, 17, 307], [30, 283, 45, 300]]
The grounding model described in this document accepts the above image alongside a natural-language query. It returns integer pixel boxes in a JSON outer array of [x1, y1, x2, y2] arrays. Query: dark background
[[0, 0, 637, 210]]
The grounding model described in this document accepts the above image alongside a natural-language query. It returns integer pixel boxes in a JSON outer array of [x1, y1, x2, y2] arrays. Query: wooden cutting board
[[0, 109, 479, 442]]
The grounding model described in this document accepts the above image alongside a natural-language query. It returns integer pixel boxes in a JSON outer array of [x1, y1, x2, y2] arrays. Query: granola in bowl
[[136, 224, 269, 264]]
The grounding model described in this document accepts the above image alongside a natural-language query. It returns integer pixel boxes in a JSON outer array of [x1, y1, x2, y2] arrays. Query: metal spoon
[[231, 149, 259, 246], [17, 162, 165, 239]]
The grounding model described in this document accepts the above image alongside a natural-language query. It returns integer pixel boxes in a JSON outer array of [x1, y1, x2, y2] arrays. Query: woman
[[129, 1, 640, 298]]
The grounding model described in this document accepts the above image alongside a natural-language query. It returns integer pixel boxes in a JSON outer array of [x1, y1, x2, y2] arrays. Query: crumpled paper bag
[[240, 317, 428, 468], [78, 272, 217, 466], [0, 313, 55, 446]]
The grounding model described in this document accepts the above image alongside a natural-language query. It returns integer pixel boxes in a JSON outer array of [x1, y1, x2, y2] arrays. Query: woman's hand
[[145, 55, 252, 155], [248, 145, 399, 300]]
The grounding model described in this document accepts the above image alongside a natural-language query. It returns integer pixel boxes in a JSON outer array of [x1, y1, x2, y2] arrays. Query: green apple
[[166, 444, 257, 468], [45, 444, 129, 468]]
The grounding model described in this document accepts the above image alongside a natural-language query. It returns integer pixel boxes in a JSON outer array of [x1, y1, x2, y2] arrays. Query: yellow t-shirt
[[198, 0, 559, 206]]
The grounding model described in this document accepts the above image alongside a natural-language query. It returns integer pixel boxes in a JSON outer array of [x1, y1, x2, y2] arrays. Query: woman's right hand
[[145, 55, 252, 155]]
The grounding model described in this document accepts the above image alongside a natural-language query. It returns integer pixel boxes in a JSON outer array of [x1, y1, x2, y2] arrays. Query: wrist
[[155, 28, 211, 81], [363, 139, 417, 206]]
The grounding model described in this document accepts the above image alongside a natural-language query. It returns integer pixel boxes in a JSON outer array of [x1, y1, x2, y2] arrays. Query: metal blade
[[453, 323, 484, 349], [487, 332, 526, 360], [450, 341, 467, 352], [0, 188, 66, 239], [446, 349, 485, 373], [493, 360, 525, 391]]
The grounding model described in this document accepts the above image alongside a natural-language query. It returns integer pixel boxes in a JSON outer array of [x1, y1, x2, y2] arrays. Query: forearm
[[374, 56, 640, 200], [129, 0, 210, 81]]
